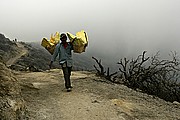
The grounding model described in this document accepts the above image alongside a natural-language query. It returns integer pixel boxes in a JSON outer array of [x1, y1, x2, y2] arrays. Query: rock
[[173, 101, 180, 105], [0, 62, 28, 119], [9, 64, 26, 71]]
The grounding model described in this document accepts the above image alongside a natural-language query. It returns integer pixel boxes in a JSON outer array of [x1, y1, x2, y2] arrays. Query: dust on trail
[[6, 42, 28, 66], [15, 69, 180, 120]]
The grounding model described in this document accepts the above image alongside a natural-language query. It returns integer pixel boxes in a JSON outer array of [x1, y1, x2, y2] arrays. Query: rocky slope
[[0, 34, 21, 63], [0, 34, 27, 120], [0, 62, 28, 120], [0, 34, 28, 119]]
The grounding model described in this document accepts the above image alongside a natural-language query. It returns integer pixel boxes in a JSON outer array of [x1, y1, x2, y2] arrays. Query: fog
[[1, 0, 180, 66]]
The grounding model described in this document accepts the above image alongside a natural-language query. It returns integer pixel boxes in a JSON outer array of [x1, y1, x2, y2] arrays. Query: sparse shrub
[[117, 51, 180, 102], [93, 51, 180, 102]]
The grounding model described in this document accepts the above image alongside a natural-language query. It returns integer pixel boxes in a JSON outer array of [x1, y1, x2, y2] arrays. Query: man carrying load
[[49, 33, 74, 92], [42, 30, 88, 92]]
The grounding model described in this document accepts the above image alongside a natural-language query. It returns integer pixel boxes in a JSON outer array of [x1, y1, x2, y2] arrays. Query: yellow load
[[41, 30, 88, 54], [41, 32, 60, 55], [67, 30, 88, 53]]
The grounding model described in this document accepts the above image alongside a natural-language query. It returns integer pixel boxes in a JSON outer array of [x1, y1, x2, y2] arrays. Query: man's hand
[[49, 61, 53, 69]]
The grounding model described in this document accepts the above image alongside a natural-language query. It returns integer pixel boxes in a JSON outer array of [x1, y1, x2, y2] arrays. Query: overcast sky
[[1, 0, 180, 59]]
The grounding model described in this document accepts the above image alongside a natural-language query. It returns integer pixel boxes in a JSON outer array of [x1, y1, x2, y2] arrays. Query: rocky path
[[6, 42, 28, 66], [15, 69, 180, 120]]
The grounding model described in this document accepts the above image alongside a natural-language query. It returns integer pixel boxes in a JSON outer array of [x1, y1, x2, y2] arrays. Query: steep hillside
[[0, 62, 27, 119], [14, 42, 53, 71], [0, 33, 20, 62]]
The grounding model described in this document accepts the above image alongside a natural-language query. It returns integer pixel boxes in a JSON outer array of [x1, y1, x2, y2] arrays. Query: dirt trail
[[14, 69, 180, 120], [6, 42, 28, 66]]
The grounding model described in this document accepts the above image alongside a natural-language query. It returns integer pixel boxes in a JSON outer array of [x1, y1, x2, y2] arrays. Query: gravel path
[[15, 69, 180, 120]]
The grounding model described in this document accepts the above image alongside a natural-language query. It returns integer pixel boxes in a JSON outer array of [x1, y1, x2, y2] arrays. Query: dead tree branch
[[92, 56, 105, 76], [105, 67, 118, 81], [92, 57, 118, 81]]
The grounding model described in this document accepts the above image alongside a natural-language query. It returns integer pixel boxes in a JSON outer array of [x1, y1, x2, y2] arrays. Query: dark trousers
[[62, 67, 72, 89]]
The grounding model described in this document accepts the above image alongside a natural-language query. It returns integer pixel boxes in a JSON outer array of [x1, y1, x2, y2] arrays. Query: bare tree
[[92, 56, 105, 76], [117, 51, 150, 88], [92, 56, 118, 81], [117, 51, 180, 102], [92, 51, 180, 102], [105, 67, 118, 82]]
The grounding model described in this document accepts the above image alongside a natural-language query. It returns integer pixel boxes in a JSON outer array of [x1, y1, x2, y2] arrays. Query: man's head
[[60, 33, 67, 42]]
